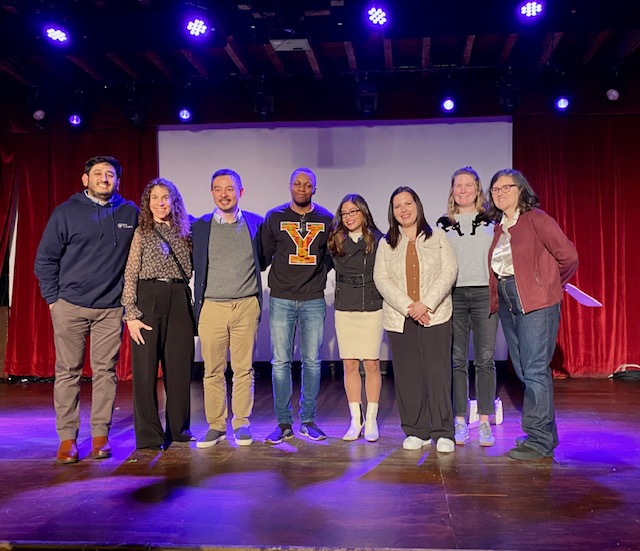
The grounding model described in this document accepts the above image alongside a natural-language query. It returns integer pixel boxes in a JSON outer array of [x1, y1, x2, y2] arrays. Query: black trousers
[[388, 318, 454, 441], [131, 280, 194, 448]]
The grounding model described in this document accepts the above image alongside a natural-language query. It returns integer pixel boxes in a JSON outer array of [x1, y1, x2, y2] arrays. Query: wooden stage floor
[[0, 369, 639, 551]]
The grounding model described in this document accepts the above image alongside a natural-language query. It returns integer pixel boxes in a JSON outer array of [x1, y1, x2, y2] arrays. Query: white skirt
[[334, 309, 384, 360]]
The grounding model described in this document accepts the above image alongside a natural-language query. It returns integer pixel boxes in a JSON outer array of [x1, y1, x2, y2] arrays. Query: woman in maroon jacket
[[487, 169, 578, 461]]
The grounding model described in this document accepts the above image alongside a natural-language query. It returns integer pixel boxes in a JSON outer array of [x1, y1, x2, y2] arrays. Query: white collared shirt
[[490, 210, 520, 277]]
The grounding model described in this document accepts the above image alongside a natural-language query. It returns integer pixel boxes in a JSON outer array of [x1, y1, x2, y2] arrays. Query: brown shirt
[[406, 239, 420, 302], [122, 222, 192, 320]]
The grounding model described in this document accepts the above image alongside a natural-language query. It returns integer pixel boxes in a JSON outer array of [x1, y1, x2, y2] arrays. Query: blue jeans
[[269, 296, 326, 425], [497, 276, 560, 456], [451, 286, 499, 416]]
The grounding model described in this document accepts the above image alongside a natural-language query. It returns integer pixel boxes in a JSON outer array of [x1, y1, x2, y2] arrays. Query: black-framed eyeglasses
[[490, 184, 517, 195], [340, 209, 361, 219]]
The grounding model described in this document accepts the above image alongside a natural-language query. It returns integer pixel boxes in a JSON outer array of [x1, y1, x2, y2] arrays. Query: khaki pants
[[198, 297, 260, 431], [50, 299, 124, 441]]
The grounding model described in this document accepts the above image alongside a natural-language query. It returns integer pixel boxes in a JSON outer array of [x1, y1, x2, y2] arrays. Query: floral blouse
[[122, 222, 192, 321]]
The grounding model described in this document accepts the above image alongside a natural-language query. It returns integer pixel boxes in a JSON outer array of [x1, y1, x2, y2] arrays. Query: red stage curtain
[[3, 128, 158, 380], [0, 140, 19, 268], [513, 114, 640, 377]]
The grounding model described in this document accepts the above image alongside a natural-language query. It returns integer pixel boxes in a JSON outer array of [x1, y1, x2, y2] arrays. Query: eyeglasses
[[340, 209, 361, 219], [490, 184, 517, 196]]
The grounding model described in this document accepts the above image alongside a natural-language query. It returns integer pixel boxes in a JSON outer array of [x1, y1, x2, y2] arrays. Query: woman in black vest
[[328, 194, 384, 441]]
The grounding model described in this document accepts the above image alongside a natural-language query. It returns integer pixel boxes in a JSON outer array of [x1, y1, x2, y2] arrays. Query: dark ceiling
[[2, 0, 640, 128]]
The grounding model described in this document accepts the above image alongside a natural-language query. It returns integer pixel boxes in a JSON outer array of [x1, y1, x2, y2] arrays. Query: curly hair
[[487, 169, 540, 221], [385, 186, 433, 249], [328, 194, 380, 256], [138, 178, 191, 238], [446, 166, 487, 222]]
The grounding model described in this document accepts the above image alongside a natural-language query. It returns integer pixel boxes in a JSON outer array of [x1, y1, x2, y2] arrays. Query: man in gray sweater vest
[[192, 169, 264, 447]]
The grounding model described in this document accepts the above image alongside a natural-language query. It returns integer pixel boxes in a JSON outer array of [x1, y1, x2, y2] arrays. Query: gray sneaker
[[234, 426, 253, 446], [454, 420, 469, 445], [478, 422, 496, 447], [196, 429, 226, 449]]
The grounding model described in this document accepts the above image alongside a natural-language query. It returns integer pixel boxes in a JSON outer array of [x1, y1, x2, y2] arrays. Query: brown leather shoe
[[91, 436, 112, 460], [56, 439, 79, 464]]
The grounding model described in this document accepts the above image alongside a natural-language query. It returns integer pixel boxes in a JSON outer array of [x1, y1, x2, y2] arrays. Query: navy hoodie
[[35, 191, 138, 309]]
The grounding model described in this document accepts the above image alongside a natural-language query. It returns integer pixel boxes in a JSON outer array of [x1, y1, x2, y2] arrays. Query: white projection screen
[[158, 118, 512, 363]]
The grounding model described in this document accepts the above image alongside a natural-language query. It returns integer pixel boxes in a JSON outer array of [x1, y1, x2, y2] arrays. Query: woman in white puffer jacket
[[374, 186, 458, 453]]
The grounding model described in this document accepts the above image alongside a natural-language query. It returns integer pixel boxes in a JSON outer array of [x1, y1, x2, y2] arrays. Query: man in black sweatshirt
[[35, 156, 138, 464], [261, 167, 333, 444]]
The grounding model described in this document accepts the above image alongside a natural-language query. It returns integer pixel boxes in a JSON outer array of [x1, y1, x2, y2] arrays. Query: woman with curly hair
[[122, 178, 195, 449], [328, 194, 384, 441], [488, 169, 578, 460]]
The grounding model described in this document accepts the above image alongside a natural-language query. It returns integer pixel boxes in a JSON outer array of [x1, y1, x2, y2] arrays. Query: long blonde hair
[[446, 166, 487, 222]]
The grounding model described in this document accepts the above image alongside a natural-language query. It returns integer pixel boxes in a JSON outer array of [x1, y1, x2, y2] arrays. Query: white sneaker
[[402, 436, 431, 450], [436, 437, 455, 453]]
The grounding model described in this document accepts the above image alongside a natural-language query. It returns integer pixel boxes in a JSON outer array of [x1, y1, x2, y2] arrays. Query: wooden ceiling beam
[[462, 35, 475, 67], [583, 30, 609, 64], [224, 36, 248, 75], [618, 30, 640, 60], [384, 38, 393, 70], [181, 49, 208, 77], [539, 32, 563, 67], [67, 56, 103, 81], [306, 47, 322, 80], [421, 37, 431, 70], [144, 51, 172, 79], [0, 60, 30, 85], [500, 34, 518, 65], [106, 53, 140, 80], [344, 41, 357, 72], [263, 43, 285, 73]]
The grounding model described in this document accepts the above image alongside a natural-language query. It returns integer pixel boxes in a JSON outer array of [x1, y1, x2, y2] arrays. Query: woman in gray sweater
[[437, 167, 499, 447]]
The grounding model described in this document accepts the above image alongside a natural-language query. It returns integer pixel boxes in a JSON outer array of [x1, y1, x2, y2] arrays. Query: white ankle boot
[[342, 402, 364, 441], [364, 402, 379, 442]]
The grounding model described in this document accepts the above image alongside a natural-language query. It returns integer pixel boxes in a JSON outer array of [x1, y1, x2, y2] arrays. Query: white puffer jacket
[[374, 227, 458, 333]]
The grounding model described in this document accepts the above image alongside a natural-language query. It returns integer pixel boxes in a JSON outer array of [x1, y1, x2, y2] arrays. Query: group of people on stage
[[34, 155, 578, 465]]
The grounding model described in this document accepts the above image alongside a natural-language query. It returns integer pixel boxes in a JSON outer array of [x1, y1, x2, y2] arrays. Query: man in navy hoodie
[[35, 156, 138, 464]]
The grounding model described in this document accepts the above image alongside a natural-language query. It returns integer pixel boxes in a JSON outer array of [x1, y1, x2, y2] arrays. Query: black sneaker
[[196, 429, 226, 449], [299, 422, 327, 441], [265, 424, 294, 445]]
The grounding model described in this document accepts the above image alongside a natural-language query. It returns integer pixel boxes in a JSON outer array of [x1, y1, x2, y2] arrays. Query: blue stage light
[[178, 108, 192, 122], [45, 27, 69, 43], [520, 1, 543, 18], [441, 97, 456, 112], [68, 114, 82, 126], [367, 7, 388, 26], [187, 18, 208, 37], [555, 96, 570, 111]]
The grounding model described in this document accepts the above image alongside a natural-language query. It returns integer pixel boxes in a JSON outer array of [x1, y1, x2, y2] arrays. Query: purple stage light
[[187, 18, 208, 37], [520, 1, 543, 18], [441, 97, 455, 112], [555, 96, 569, 111], [68, 114, 81, 126], [367, 7, 388, 26], [45, 27, 68, 43], [178, 108, 192, 122]]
